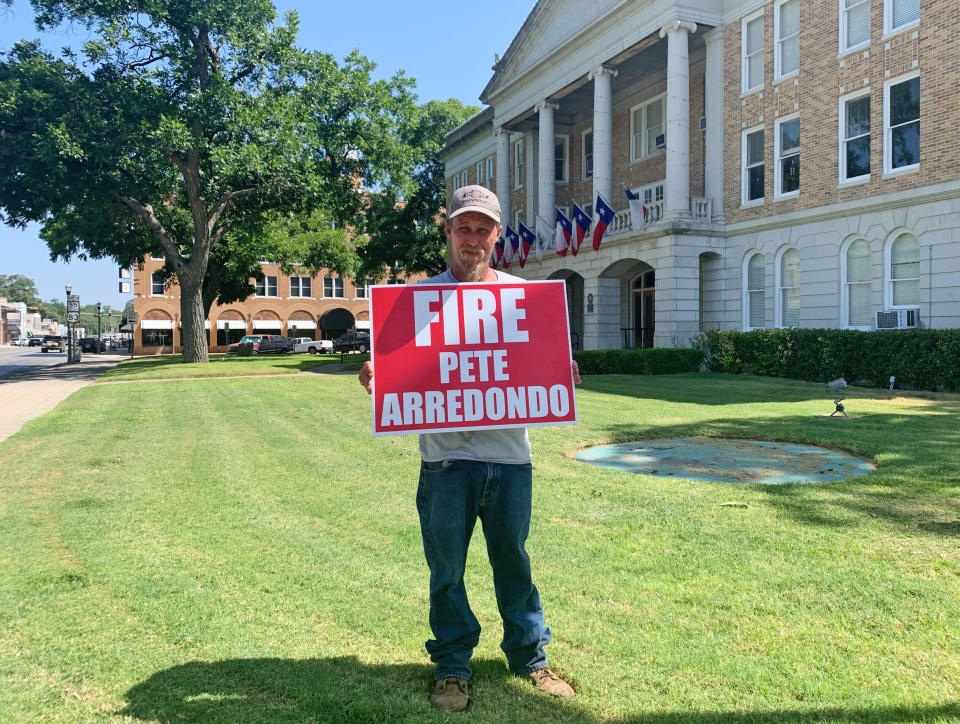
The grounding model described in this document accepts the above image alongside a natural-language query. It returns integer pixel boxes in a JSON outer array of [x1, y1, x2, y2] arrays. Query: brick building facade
[[442, 0, 959, 349], [131, 256, 412, 355]]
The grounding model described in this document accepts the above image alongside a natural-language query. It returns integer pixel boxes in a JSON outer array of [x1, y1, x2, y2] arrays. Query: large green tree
[[0, 0, 414, 362], [360, 98, 479, 280]]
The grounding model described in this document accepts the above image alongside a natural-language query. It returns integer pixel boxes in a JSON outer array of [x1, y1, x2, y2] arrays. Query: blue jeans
[[416, 459, 552, 681]]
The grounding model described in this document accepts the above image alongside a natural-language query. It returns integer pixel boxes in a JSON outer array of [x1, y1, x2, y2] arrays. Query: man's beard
[[450, 247, 490, 281]]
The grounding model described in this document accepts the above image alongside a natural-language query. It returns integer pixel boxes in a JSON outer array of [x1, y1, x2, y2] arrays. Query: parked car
[[332, 331, 370, 354], [27, 337, 44, 347], [290, 336, 333, 354], [41, 336, 64, 352], [79, 337, 102, 353], [226, 334, 293, 354]]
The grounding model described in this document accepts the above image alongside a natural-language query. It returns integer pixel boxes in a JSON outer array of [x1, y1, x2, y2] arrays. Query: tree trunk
[[179, 274, 209, 363]]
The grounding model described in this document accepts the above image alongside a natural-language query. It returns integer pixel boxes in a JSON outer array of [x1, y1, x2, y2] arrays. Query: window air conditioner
[[875, 308, 919, 329], [655, 134, 665, 149]]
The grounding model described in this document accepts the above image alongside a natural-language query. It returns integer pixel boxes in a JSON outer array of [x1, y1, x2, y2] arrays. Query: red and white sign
[[370, 280, 577, 436]]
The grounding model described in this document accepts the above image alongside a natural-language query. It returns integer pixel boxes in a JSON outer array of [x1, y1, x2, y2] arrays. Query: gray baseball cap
[[447, 185, 501, 224]]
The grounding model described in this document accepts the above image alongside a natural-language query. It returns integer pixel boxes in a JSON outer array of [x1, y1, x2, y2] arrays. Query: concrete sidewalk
[[0, 354, 125, 443]]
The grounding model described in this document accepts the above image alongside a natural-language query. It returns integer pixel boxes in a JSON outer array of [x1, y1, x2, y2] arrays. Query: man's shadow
[[118, 656, 592, 722], [119, 656, 960, 723]]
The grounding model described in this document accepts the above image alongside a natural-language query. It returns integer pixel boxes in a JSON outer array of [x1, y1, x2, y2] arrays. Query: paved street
[[0, 349, 125, 443]]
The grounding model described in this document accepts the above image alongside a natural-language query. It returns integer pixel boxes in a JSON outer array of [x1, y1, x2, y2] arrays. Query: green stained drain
[[576, 438, 874, 484]]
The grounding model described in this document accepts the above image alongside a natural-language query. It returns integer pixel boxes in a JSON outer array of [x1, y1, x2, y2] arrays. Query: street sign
[[67, 311, 80, 323], [129, 312, 138, 323], [67, 295, 80, 312]]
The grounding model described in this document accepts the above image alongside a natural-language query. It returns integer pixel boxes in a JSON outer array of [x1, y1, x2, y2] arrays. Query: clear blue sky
[[0, 0, 532, 309]]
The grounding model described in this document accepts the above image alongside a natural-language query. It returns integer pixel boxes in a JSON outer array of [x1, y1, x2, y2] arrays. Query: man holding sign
[[359, 185, 580, 712]]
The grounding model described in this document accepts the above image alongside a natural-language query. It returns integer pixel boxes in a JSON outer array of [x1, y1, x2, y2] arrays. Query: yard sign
[[370, 279, 577, 436]]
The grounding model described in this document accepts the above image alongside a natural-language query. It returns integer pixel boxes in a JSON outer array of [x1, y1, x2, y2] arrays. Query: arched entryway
[[215, 310, 246, 347], [252, 310, 282, 336], [598, 259, 656, 349], [319, 307, 355, 340], [547, 270, 584, 350], [287, 310, 316, 340]]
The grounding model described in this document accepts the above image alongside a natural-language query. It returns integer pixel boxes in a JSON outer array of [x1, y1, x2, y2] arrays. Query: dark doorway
[[632, 270, 655, 348]]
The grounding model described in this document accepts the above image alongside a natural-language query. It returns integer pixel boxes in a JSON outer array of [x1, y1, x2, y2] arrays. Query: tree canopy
[[0, 0, 417, 361], [360, 98, 479, 281]]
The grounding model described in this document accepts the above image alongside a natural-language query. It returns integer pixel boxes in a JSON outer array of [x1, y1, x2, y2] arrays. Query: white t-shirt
[[417, 269, 532, 464]]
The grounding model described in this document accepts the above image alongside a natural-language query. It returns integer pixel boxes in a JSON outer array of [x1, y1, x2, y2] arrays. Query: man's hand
[[359, 361, 374, 394], [572, 360, 582, 385]]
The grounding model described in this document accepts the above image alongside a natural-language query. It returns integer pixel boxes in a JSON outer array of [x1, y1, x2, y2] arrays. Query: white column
[[525, 129, 537, 224], [704, 27, 725, 222], [659, 20, 697, 221], [536, 101, 558, 228], [495, 127, 511, 224], [589, 65, 617, 208]]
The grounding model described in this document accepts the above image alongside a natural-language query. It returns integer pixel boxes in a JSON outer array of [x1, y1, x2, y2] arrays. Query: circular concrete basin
[[575, 438, 874, 484]]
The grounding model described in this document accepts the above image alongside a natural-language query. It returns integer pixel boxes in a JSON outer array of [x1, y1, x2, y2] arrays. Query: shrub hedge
[[573, 347, 704, 375], [700, 328, 960, 392]]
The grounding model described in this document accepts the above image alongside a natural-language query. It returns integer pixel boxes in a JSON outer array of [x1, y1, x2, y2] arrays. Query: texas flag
[[625, 184, 646, 231], [572, 203, 590, 257], [491, 238, 503, 268], [503, 225, 520, 268], [554, 208, 572, 256], [592, 193, 615, 251], [517, 221, 536, 268]]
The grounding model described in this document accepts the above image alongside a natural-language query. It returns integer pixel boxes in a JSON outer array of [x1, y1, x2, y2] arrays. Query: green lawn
[[0, 371, 957, 723]]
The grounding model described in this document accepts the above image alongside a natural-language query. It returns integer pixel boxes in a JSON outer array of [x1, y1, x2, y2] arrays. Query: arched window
[[844, 239, 872, 328], [745, 252, 766, 329], [888, 233, 921, 307], [778, 248, 801, 327]]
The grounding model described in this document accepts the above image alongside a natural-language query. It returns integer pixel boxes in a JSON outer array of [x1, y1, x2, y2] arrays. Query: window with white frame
[[775, 0, 799, 79], [476, 161, 485, 188], [323, 276, 344, 298], [885, 0, 919, 35], [255, 275, 278, 297], [775, 116, 799, 196], [888, 233, 921, 306], [840, 91, 871, 182], [841, 0, 870, 52], [554, 135, 568, 183], [641, 181, 664, 221], [460, 170, 468, 188], [742, 11, 764, 92], [582, 130, 593, 179], [150, 272, 165, 295], [354, 279, 374, 299], [289, 276, 311, 298], [452, 174, 460, 191], [514, 211, 522, 231], [884, 74, 919, 173], [742, 127, 765, 204], [778, 248, 801, 327], [486, 158, 494, 188], [745, 253, 766, 329], [514, 140, 524, 188], [844, 238, 873, 327], [631, 94, 665, 161]]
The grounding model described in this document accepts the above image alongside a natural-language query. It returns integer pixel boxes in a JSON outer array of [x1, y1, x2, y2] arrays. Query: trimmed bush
[[573, 347, 704, 376], [701, 328, 960, 392]]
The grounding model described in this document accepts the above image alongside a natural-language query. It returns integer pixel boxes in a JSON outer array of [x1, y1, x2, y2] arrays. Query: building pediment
[[482, 0, 624, 106]]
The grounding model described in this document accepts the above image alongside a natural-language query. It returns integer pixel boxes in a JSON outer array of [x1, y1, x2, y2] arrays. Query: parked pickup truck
[[291, 337, 333, 354], [226, 334, 293, 354]]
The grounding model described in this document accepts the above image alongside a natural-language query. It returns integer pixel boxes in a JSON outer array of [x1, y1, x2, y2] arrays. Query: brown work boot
[[527, 667, 574, 697], [431, 676, 470, 712]]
